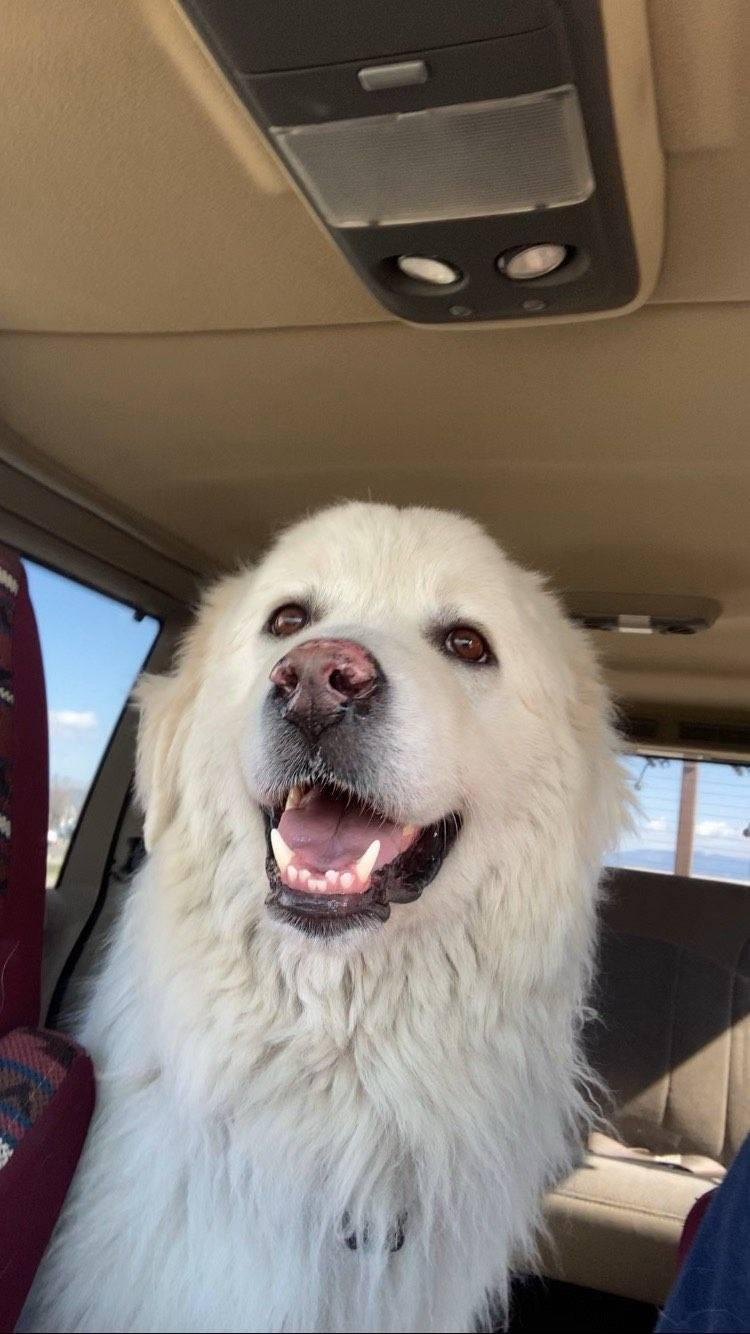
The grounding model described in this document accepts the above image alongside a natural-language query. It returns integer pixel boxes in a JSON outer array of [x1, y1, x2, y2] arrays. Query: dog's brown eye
[[444, 626, 491, 664], [268, 603, 309, 637]]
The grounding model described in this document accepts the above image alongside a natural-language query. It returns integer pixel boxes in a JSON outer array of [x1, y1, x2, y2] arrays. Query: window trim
[[40, 620, 180, 1018], [0, 454, 202, 620]]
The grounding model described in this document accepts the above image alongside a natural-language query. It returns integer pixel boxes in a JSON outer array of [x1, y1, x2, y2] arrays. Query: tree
[[48, 775, 85, 834]]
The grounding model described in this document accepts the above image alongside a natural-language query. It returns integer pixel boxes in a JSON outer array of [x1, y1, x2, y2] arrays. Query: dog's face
[[136, 504, 622, 951]]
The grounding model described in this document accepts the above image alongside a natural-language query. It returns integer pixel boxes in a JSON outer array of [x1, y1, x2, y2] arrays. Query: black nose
[[269, 638, 382, 741]]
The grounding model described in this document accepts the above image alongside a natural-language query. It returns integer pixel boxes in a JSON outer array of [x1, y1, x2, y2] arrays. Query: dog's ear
[[133, 570, 253, 851], [133, 670, 192, 852]]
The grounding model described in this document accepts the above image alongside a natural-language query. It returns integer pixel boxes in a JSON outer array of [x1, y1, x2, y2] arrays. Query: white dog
[[25, 503, 624, 1333]]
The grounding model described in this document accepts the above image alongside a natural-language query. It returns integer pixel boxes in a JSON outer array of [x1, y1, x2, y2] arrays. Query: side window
[[608, 753, 750, 885], [22, 559, 160, 887]]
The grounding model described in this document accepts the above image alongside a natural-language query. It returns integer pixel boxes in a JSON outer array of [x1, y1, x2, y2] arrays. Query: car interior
[[0, 2, 749, 1330]]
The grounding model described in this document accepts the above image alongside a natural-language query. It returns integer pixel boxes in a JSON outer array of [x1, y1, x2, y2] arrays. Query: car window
[[609, 753, 750, 885], [22, 558, 160, 887]]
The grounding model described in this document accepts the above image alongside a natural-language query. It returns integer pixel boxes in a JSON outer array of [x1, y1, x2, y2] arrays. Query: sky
[[20, 557, 750, 883], [23, 559, 159, 790]]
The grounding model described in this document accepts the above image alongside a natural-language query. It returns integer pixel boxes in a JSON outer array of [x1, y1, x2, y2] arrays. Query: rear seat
[[542, 867, 750, 1306]]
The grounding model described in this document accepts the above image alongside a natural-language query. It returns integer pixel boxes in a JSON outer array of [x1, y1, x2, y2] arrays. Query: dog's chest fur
[[24, 863, 587, 1334]]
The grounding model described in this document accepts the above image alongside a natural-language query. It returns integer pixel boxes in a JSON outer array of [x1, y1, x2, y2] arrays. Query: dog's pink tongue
[[278, 790, 403, 875]]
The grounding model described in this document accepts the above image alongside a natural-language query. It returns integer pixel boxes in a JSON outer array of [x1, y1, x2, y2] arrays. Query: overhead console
[[182, 0, 663, 326]]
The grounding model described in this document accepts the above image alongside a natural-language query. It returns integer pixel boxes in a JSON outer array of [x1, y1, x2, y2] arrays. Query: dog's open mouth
[[264, 781, 461, 936]]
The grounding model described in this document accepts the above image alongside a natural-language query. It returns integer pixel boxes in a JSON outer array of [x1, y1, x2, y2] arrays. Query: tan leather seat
[[542, 869, 750, 1305]]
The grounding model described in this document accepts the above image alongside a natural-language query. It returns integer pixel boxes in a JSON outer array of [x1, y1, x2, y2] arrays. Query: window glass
[[22, 559, 160, 887], [609, 753, 750, 884]]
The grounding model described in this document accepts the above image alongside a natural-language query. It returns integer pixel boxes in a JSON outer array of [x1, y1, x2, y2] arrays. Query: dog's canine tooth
[[285, 786, 302, 811], [355, 839, 380, 886], [270, 828, 293, 873]]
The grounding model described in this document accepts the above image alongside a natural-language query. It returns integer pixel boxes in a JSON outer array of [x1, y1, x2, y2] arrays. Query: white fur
[[24, 504, 625, 1333]]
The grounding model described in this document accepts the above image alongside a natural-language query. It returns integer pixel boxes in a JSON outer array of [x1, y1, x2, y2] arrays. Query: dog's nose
[[269, 638, 381, 740]]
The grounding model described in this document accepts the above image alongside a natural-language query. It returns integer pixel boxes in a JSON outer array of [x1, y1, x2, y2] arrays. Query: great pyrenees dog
[[26, 503, 624, 1333]]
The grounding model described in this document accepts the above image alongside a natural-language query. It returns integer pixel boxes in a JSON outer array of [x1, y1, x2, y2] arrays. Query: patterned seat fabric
[[0, 546, 95, 1333], [0, 1028, 84, 1170]]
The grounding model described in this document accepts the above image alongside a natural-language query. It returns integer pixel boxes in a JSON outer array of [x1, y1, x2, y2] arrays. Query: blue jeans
[[657, 1136, 750, 1333]]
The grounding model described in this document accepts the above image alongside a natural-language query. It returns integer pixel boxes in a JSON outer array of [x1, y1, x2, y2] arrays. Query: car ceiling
[[0, 0, 748, 724]]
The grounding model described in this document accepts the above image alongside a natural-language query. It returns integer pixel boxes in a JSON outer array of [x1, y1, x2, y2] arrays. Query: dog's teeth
[[270, 828, 293, 874], [340, 872, 354, 891], [285, 786, 302, 811], [355, 839, 380, 886], [402, 824, 416, 842], [325, 870, 339, 888], [287, 865, 298, 886], [298, 868, 310, 885], [309, 876, 326, 892]]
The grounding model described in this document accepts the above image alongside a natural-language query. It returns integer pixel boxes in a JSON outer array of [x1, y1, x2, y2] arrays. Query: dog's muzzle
[[259, 638, 462, 936]]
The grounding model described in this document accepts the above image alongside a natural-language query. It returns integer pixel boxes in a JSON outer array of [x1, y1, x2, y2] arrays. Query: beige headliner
[[0, 0, 748, 722]]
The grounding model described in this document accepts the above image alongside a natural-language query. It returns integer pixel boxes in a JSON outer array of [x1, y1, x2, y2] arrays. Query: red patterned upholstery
[[0, 546, 47, 1035], [0, 545, 95, 1333], [0, 1028, 95, 1332]]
